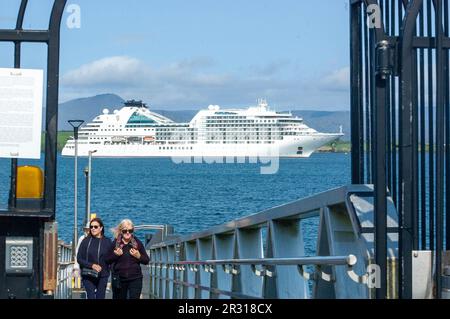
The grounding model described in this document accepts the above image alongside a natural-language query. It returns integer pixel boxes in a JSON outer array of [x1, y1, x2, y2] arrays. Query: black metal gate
[[351, 0, 450, 298], [0, 0, 66, 298]]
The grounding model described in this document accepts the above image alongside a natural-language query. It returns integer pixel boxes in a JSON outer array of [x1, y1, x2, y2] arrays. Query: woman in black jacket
[[77, 217, 113, 299], [106, 219, 150, 299]]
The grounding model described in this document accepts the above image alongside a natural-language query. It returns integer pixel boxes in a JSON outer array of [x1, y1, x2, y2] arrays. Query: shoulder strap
[[86, 237, 92, 263], [97, 238, 102, 264]]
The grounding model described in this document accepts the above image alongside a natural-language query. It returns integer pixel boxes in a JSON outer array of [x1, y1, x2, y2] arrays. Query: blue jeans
[[82, 276, 109, 299]]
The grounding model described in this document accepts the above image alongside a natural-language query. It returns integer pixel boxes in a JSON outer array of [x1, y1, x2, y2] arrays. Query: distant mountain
[[58, 94, 124, 131], [57, 94, 350, 140]]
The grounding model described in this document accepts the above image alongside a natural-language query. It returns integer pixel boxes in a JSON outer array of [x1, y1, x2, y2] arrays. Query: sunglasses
[[121, 229, 134, 234], [90, 225, 100, 229]]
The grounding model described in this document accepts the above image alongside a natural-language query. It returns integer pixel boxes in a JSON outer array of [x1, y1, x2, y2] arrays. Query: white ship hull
[[61, 134, 340, 158]]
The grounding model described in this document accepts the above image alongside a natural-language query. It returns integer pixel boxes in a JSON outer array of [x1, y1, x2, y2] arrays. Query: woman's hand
[[114, 248, 123, 256], [92, 264, 102, 272], [130, 248, 141, 260]]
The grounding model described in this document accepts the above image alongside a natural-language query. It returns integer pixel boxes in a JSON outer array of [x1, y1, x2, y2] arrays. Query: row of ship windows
[[205, 125, 279, 128], [86, 133, 305, 141], [205, 120, 276, 123], [206, 116, 245, 119], [205, 141, 275, 144], [98, 129, 155, 132], [159, 146, 193, 150], [206, 117, 279, 122]]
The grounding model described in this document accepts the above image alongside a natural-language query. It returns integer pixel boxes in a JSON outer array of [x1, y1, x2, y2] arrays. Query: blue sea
[[0, 153, 350, 248]]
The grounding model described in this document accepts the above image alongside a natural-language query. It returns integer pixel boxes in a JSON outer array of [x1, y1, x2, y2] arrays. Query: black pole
[[8, 0, 28, 210], [418, 2, 426, 250], [351, 1, 364, 184], [427, 0, 436, 252], [444, 0, 450, 252], [399, 0, 423, 299], [43, 0, 67, 216], [84, 167, 89, 228], [434, 0, 445, 299], [364, 10, 371, 184], [374, 38, 391, 299]]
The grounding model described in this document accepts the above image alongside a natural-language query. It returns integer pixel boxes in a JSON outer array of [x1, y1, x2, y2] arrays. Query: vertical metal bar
[[386, 0, 393, 197], [412, 28, 420, 252], [434, 0, 445, 299], [427, 0, 436, 251], [419, 2, 427, 250], [399, 0, 423, 299], [84, 167, 88, 227], [391, 0, 398, 206], [43, 0, 67, 215], [9, 0, 29, 210], [351, 1, 364, 184], [9, 43, 20, 209], [73, 132, 78, 261], [444, 0, 450, 252], [397, 0, 404, 299], [370, 27, 376, 185], [374, 70, 388, 299], [364, 6, 372, 184]]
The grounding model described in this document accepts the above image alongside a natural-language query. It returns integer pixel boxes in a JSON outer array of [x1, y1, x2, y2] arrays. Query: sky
[[0, 0, 351, 111]]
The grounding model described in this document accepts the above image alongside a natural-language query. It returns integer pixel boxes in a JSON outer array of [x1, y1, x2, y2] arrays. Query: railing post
[[213, 234, 234, 299], [197, 238, 213, 299], [235, 228, 264, 298], [266, 220, 308, 298], [184, 241, 197, 299]]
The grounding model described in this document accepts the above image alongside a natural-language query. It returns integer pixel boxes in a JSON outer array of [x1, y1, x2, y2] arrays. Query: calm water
[[0, 153, 350, 246]]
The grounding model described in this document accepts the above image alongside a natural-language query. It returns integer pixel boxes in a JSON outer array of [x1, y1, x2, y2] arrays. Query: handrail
[[150, 255, 357, 267]]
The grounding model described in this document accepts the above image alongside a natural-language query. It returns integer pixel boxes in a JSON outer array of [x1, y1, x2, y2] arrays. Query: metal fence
[[146, 185, 399, 299], [55, 242, 73, 299], [351, 0, 450, 298]]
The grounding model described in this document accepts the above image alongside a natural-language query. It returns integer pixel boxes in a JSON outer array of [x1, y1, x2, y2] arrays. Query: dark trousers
[[82, 276, 109, 299], [111, 273, 121, 299], [117, 277, 143, 299]]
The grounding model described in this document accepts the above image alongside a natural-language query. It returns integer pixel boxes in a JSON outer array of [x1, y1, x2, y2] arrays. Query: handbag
[[81, 268, 99, 278], [81, 237, 101, 279]]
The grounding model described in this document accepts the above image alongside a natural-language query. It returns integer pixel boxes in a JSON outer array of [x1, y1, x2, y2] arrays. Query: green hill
[[41, 131, 72, 152]]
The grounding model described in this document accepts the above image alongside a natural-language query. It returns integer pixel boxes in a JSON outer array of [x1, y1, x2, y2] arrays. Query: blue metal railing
[[145, 185, 398, 299]]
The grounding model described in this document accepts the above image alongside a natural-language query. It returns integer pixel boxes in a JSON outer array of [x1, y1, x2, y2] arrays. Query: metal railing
[[145, 185, 399, 299], [55, 241, 74, 299]]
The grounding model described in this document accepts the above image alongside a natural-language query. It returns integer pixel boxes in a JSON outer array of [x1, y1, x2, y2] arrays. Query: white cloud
[[61, 56, 149, 87], [60, 56, 350, 110], [320, 67, 350, 91]]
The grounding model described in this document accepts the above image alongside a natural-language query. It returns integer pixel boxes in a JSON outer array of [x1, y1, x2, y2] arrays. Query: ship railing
[[55, 241, 74, 299], [144, 185, 397, 299]]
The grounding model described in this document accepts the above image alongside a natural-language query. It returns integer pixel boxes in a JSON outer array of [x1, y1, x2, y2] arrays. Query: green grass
[[318, 140, 351, 153], [41, 131, 72, 152]]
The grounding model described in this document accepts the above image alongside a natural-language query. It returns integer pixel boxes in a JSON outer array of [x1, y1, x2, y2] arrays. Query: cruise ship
[[61, 99, 344, 158]]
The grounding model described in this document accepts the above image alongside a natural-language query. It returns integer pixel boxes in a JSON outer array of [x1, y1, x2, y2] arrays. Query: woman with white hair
[[105, 219, 150, 299]]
